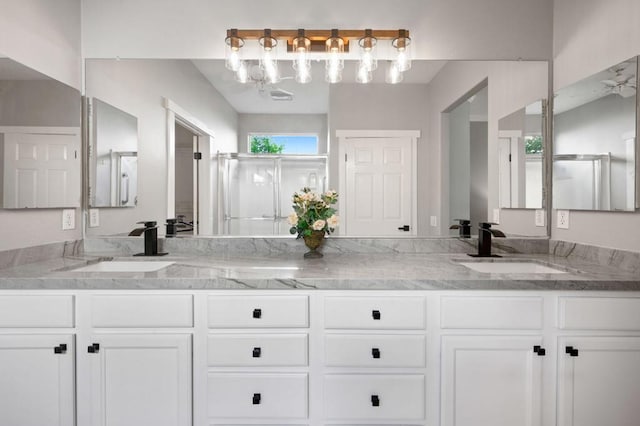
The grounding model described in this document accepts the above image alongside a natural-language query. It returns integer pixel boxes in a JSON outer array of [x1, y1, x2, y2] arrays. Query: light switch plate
[[89, 209, 100, 227], [430, 216, 438, 227], [557, 210, 570, 229], [492, 209, 500, 224], [62, 209, 75, 230], [535, 209, 545, 227]]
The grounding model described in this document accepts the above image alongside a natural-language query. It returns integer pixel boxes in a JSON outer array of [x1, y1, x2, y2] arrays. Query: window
[[249, 134, 319, 154]]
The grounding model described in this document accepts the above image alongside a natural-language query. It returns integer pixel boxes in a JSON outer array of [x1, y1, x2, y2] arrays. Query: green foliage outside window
[[525, 136, 543, 154], [250, 136, 284, 154]]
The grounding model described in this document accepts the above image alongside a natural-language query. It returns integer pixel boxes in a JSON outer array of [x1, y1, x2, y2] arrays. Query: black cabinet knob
[[372, 348, 381, 359], [371, 395, 380, 407], [253, 308, 262, 319], [87, 343, 100, 353], [565, 346, 579, 357], [252, 347, 261, 358], [54, 343, 67, 354], [372, 310, 381, 320], [252, 393, 261, 405], [533, 345, 546, 356]]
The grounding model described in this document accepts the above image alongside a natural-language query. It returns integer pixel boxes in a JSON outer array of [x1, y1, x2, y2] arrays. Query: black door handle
[[372, 348, 381, 359], [253, 308, 262, 319], [252, 347, 261, 358], [372, 310, 381, 320], [87, 343, 100, 353], [252, 393, 261, 405], [371, 395, 380, 407], [398, 225, 410, 231]]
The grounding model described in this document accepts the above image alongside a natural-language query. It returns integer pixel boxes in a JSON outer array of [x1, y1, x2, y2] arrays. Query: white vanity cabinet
[[0, 334, 75, 426]]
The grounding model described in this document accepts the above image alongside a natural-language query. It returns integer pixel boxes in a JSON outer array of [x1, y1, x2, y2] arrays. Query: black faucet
[[128, 221, 168, 256], [468, 222, 506, 258], [165, 216, 194, 238], [449, 219, 471, 238]]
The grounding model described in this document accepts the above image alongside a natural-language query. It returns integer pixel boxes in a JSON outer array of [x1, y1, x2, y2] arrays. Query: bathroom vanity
[[1, 238, 639, 426]]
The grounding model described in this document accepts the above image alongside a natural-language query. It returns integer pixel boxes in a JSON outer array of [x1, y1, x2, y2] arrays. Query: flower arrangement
[[288, 187, 339, 238]]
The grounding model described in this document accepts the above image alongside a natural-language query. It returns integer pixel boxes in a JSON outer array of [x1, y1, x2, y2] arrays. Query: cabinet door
[[558, 336, 640, 426], [87, 334, 191, 426], [0, 334, 74, 426], [441, 335, 544, 426]]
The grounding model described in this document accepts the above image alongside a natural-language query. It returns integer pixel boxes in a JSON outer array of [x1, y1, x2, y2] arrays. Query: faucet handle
[[454, 219, 471, 225], [137, 221, 157, 228], [479, 222, 498, 228]]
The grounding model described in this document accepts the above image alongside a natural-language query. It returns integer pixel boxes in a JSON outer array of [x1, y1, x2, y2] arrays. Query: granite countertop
[[0, 251, 639, 290]]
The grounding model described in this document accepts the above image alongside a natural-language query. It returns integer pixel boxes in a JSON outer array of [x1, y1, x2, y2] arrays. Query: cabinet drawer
[[208, 296, 308, 328], [324, 297, 425, 329], [91, 295, 193, 327], [325, 334, 425, 367], [208, 334, 308, 366], [441, 296, 543, 329], [559, 297, 640, 330], [208, 373, 308, 419], [323, 374, 425, 420], [0, 295, 74, 327]]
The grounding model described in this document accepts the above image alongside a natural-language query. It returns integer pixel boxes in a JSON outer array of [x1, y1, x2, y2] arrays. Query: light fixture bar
[[227, 29, 409, 41]]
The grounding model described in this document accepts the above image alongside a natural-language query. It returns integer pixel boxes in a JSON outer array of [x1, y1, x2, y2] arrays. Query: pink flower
[[312, 219, 326, 231]]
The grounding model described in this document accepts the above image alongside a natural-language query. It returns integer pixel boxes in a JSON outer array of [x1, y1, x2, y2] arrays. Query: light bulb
[[235, 61, 249, 83]]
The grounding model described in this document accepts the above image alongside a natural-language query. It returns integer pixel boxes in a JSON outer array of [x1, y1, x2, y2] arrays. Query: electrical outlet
[[535, 209, 545, 227], [492, 208, 500, 224], [62, 209, 75, 230], [89, 209, 100, 227], [557, 210, 570, 229], [430, 216, 438, 227]]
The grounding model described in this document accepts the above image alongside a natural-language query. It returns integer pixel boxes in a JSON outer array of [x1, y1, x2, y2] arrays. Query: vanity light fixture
[[385, 61, 403, 84], [325, 29, 344, 84], [225, 28, 412, 85], [224, 29, 244, 72]]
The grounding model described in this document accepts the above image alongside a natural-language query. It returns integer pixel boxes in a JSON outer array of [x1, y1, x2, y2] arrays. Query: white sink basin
[[459, 262, 566, 274], [73, 261, 175, 272]]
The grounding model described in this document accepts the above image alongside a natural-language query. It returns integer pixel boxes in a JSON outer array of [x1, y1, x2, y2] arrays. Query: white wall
[[0, 80, 81, 126], [0, 0, 82, 251], [237, 114, 328, 154], [81, 0, 553, 61], [426, 61, 548, 237], [449, 102, 471, 226], [553, 0, 640, 251], [85, 59, 238, 236]]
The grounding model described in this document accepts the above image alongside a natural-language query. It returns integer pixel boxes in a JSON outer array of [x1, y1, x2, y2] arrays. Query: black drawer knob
[[372, 348, 381, 359], [565, 346, 579, 357], [252, 393, 261, 405], [253, 308, 262, 319], [87, 343, 100, 353], [54, 343, 67, 354], [372, 310, 381, 320], [252, 347, 261, 358], [533, 345, 546, 356], [371, 395, 380, 407]]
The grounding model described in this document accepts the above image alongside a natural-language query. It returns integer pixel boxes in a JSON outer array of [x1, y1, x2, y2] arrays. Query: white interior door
[[2, 127, 80, 208], [341, 134, 416, 236]]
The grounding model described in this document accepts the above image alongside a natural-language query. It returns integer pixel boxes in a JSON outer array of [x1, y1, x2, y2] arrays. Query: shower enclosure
[[217, 153, 328, 235]]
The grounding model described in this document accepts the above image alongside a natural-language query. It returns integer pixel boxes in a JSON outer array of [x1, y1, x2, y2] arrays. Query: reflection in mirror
[[498, 99, 545, 209], [553, 56, 637, 211], [0, 58, 81, 208], [89, 98, 138, 207]]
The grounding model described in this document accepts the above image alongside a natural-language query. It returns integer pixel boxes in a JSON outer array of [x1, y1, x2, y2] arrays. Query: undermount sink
[[459, 261, 566, 274], [72, 261, 175, 272]]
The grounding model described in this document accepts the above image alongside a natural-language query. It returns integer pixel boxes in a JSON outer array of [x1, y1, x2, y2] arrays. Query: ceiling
[[193, 59, 446, 114], [0, 58, 51, 80]]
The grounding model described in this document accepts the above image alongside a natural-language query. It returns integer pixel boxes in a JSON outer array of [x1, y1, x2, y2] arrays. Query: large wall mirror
[[0, 57, 81, 209], [88, 97, 139, 208], [84, 58, 548, 238], [553, 56, 638, 211], [498, 99, 546, 209]]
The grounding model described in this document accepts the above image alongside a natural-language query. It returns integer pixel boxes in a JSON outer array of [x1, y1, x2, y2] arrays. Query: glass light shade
[[385, 61, 403, 84], [358, 31, 378, 72], [325, 63, 343, 83], [225, 32, 244, 72], [259, 30, 279, 84], [356, 64, 373, 84], [235, 61, 249, 83], [293, 61, 312, 84], [292, 30, 312, 84], [392, 30, 412, 72]]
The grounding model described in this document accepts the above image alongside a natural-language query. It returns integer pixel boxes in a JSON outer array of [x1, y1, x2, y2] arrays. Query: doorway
[[174, 122, 198, 235], [337, 130, 419, 236], [447, 85, 489, 235]]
